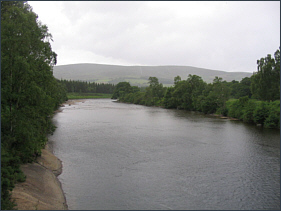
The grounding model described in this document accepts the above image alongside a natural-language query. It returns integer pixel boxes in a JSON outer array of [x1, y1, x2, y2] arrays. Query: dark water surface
[[49, 99, 280, 210]]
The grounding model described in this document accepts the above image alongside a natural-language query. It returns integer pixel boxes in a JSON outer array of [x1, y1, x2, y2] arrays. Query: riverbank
[[116, 99, 241, 121], [10, 144, 68, 210], [209, 113, 240, 121]]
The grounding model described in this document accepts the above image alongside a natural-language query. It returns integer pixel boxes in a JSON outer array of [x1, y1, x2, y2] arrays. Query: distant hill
[[53, 63, 252, 86]]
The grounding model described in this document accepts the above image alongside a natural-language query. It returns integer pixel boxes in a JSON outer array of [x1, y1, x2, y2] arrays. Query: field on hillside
[[67, 93, 112, 99]]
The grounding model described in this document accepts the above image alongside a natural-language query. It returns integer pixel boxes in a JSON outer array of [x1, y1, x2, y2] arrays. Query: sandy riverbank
[[11, 144, 68, 210]]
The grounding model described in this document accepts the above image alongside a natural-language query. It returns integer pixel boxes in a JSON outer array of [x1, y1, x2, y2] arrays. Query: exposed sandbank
[[11, 144, 68, 210]]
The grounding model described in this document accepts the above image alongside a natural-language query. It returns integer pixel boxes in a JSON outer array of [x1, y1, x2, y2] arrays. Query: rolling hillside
[[53, 63, 252, 86]]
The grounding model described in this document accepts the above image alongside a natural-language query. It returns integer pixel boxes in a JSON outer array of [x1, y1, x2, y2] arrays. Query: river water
[[49, 99, 280, 210]]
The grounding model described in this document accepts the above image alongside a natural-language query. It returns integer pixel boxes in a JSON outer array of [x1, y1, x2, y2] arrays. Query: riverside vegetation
[[112, 48, 280, 129], [58, 79, 115, 99], [1, 2, 117, 209], [1, 1, 279, 209], [1, 2, 67, 209]]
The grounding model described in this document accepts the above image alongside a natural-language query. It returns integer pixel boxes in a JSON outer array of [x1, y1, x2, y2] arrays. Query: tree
[[163, 87, 177, 108], [147, 77, 165, 104], [251, 48, 280, 101], [187, 74, 206, 110], [174, 75, 181, 85], [111, 82, 132, 99], [212, 77, 230, 111], [171, 80, 189, 109], [229, 78, 251, 99], [1, 2, 67, 209], [239, 77, 252, 98]]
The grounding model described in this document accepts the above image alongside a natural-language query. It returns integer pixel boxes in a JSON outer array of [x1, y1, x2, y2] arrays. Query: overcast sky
[[28, 1, 279, 73]]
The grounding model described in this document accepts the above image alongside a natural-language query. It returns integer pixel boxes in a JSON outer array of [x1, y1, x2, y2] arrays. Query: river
[[49, 99, 280, 210]]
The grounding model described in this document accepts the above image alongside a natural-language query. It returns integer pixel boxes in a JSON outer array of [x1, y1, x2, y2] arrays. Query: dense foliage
[[225, 98, 280, 128], [1, 2, 67, 209], [112, 48, 280, 129], [251, 49, 280, 101], [59, 79, 115, 94]]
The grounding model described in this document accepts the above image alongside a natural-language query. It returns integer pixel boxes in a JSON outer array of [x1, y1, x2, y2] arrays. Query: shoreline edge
[[11, 143, 68, 210]]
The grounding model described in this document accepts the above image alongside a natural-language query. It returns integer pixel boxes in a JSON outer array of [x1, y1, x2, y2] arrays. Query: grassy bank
[[67, 92, 112, 99]]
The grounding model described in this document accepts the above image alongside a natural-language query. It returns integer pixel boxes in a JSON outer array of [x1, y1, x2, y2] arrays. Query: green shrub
[[253, 101, 269, 125], [1, 147, 26, 209], [242, 99, 257, 123], [264, 100, 280, 128], [226, 99, 244, 119]]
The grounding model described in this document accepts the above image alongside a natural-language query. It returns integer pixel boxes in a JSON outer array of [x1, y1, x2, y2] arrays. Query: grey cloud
[[29, 1, 280, 72]]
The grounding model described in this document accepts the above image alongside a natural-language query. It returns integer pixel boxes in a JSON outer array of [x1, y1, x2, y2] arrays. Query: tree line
[[1, 2, 67, 209], [59, 79, 115, 94], [112, 48, 280, 129]]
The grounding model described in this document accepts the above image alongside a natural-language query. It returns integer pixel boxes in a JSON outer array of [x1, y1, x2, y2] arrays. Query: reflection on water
[[49, 99, 280, 210]]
